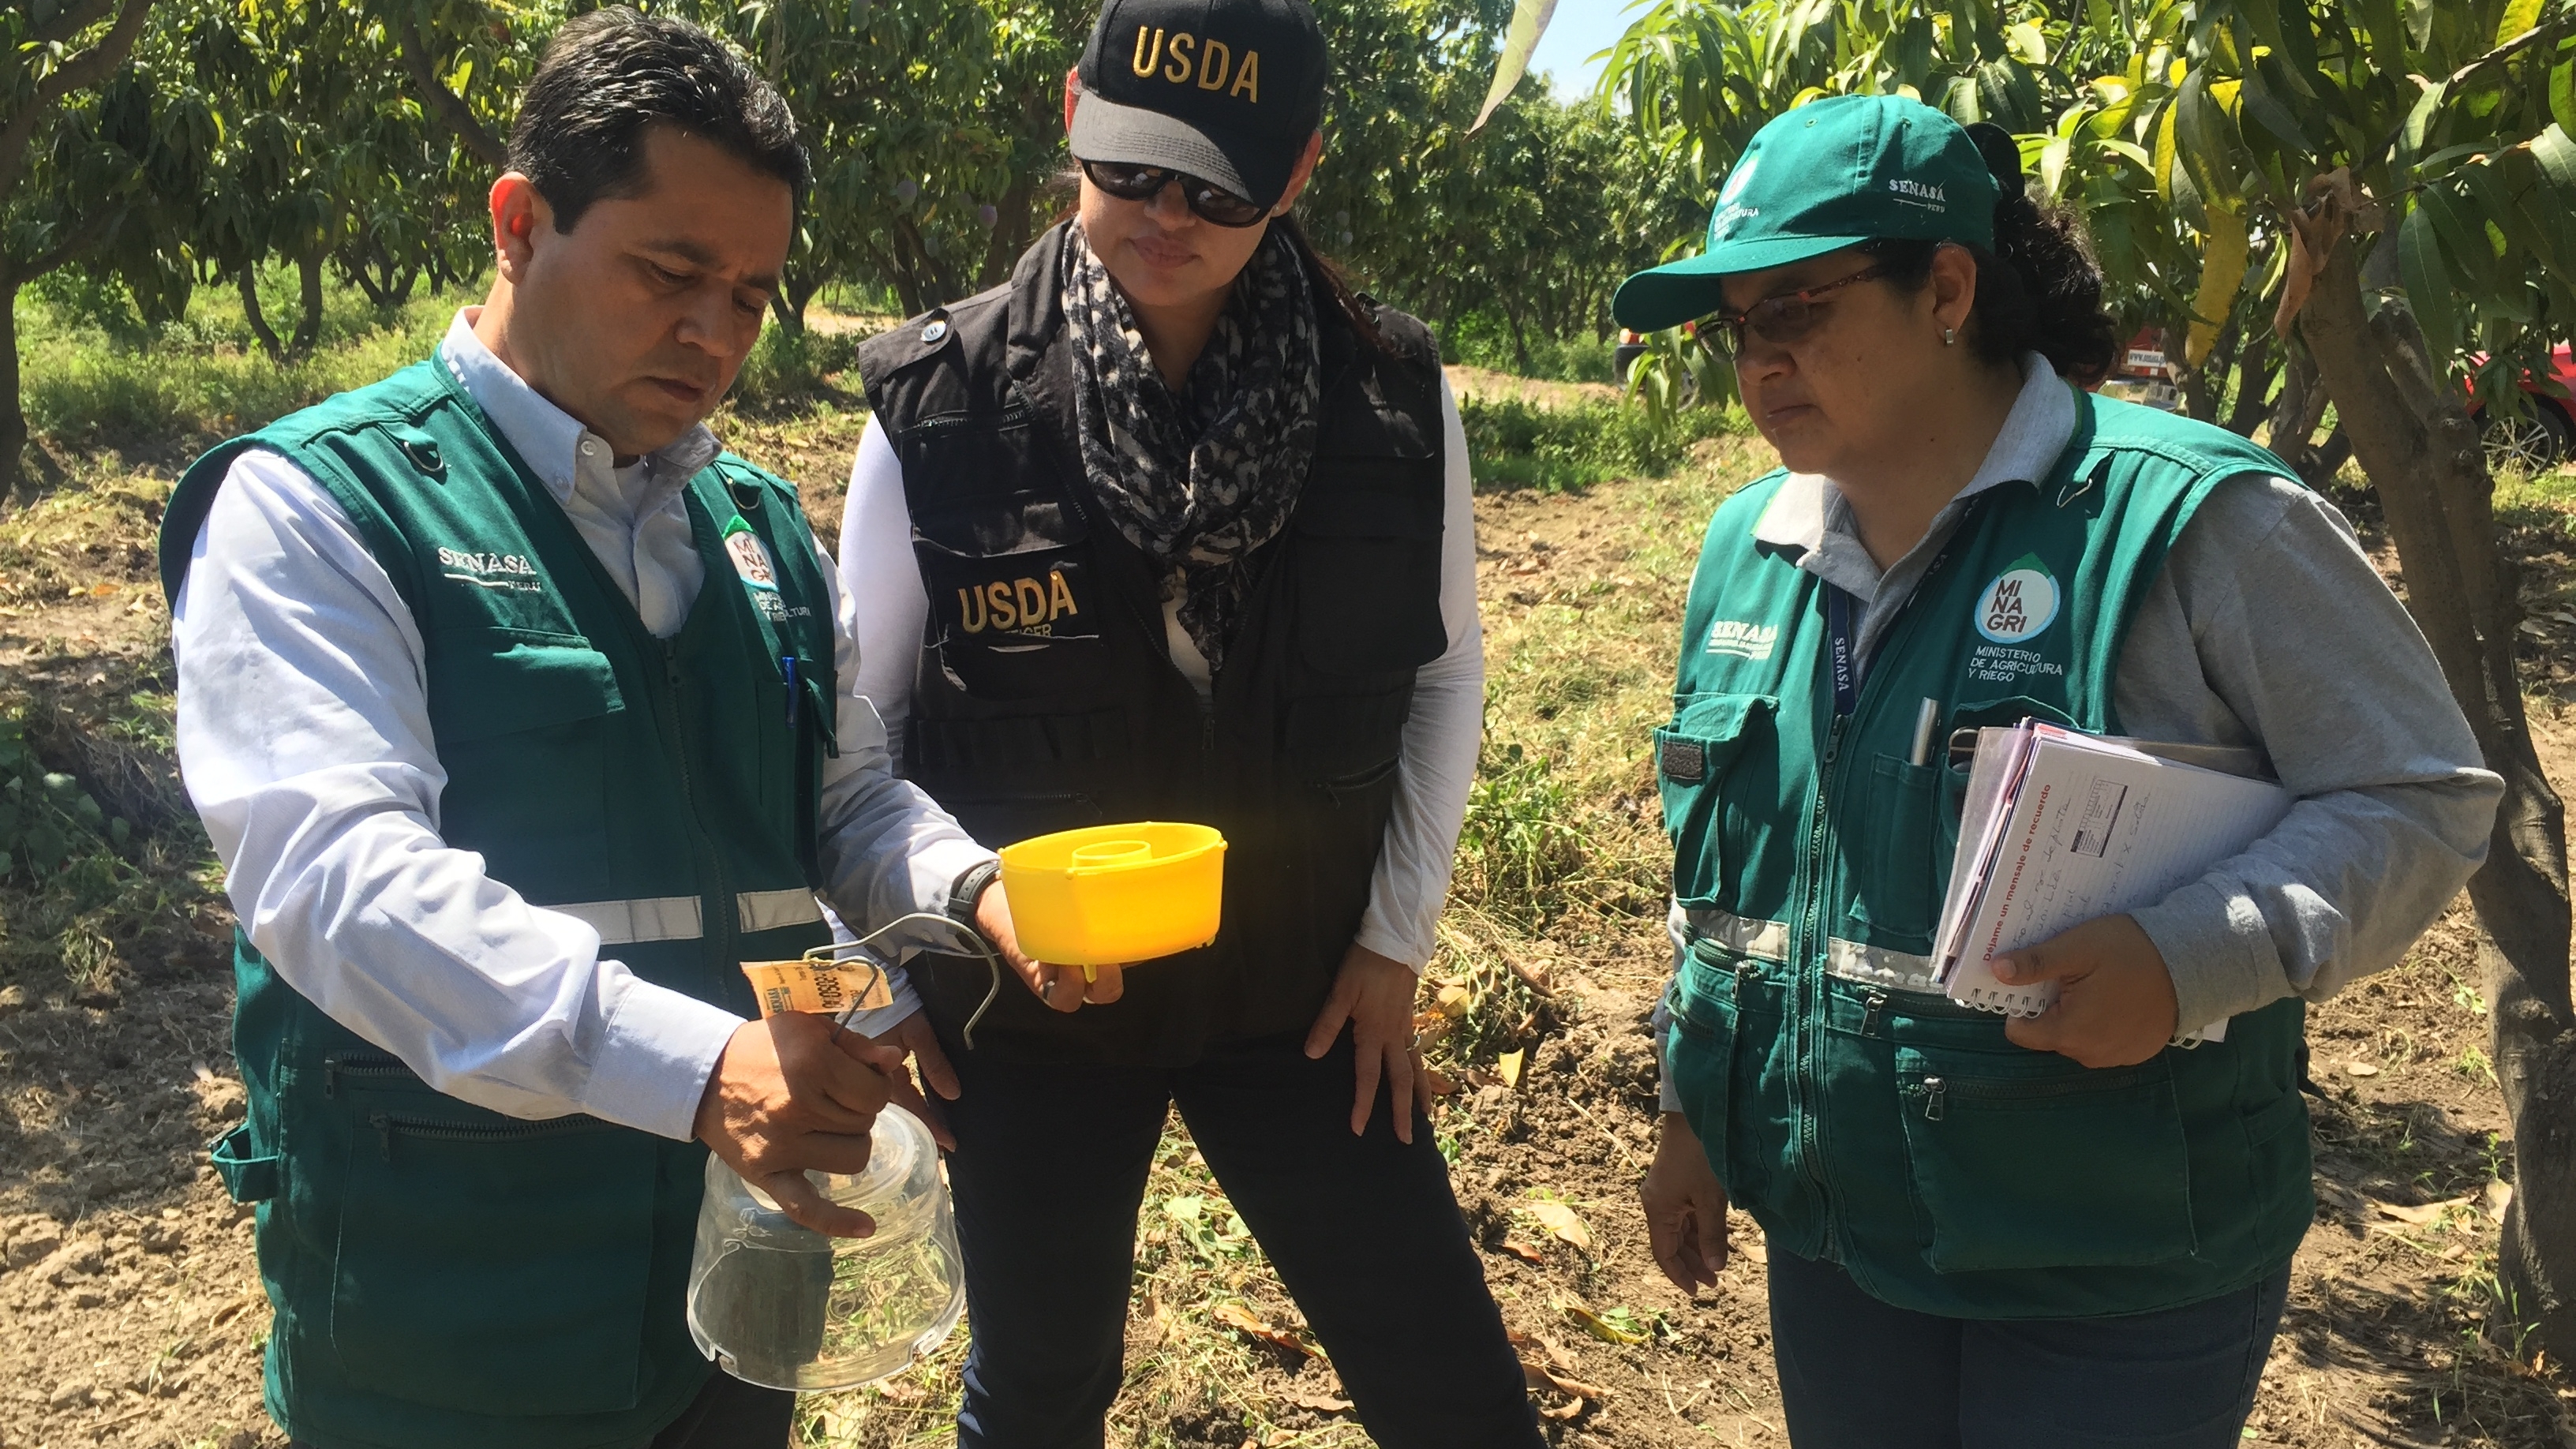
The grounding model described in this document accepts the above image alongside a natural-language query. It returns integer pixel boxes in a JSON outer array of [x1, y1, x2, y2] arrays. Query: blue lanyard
[[1822, 517, 1972, 721], [1825, 584, 1862, 718]]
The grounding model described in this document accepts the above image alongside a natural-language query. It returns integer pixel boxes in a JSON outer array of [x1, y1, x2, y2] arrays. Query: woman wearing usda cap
[[839, 0, 1541, 1443], [1625, 95, 2499, 1444]]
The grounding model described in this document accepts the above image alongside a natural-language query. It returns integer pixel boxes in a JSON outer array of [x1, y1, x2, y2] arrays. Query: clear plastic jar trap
[[688, 913, 985, 1391], [685, 1105, 962, 1391]]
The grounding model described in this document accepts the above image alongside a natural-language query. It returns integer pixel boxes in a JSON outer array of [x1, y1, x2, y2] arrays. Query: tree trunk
[[290, 253, 324, 360], [2265, 343, 2342, 489], [239, 265, 286, 363], [0, 275, 26, 502], [2226, 325, 2274, 438], [2300, 230, 2576, 1363]]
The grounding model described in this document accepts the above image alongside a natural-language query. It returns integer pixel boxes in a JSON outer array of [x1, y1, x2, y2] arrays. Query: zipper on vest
[[324, 1051, 415, 1097], [1860, 990, 1887, 1038], [1790, 710, 1852, 1239], [368, 1109, 610, 1161], [1920, 1076, 1946, 1121]]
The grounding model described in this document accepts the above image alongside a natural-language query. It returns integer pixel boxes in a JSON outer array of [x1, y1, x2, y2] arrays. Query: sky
[[1526, 0, 1643, 102]]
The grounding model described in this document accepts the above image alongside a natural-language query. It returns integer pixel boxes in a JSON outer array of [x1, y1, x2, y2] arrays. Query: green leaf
[[2550, 58, 2576, 139], [2401, 200, 2462, 361], [2274, 0, 2323, 95], [2401, 78, 2448, 164], [2174, 66, 2238, 208], [2152, 92, 2179, 202], [1471, 0, 1559, 133], [2238, 0, 2288, 55], [2498, 0, 2543, 47], [2241, 58, 2314, 152], [2531, 123, 2576, 193], [2417, 183, 2493, 290]]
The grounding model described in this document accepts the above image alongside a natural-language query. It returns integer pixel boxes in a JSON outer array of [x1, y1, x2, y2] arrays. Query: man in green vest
[[159, 11, 996, 1447]]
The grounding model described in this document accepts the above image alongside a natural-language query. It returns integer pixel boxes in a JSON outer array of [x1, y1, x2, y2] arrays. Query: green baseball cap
[[1612, 93, 2002, 334]]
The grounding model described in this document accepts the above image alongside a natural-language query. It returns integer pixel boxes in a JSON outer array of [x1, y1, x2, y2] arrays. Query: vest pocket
[[1670, 940, 1792, 1209], [1894, 1045, 2198, 1272], [1292, 465, 1446, 674], [912, 537, 1107, 700], [1657, 693, 1775, 908], [1848, 756, 1945, 945], [324, 1076, 657, 1416], [424, 630, 620, 902]]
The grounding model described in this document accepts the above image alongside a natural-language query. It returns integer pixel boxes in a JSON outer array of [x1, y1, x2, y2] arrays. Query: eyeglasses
[[1078, 159, 1271, 228], [1707, 262, 1896, 358]]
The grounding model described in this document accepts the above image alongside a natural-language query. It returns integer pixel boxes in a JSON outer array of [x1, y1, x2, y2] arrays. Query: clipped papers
[[1932, 722, 2291, 1043]]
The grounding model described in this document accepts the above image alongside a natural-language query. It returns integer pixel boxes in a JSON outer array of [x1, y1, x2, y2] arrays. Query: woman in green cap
[[1623, 93, 2499, 1445]]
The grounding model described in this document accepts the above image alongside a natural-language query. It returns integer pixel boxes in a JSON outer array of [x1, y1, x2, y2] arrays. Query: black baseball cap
[[1072, 0, 1327, 211]]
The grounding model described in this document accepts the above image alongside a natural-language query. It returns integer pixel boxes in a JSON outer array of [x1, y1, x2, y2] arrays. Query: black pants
[[286, 1367, 792, 1449], [943, 1031, 1542, 1449], [1767, 1247, 2290, 1448]]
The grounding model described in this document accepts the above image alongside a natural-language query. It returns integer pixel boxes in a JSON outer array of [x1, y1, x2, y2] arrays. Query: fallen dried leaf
[[1422, 1065, 1459, 1095], [1279, 1387, 1352, 1413], [1525, 1200, 1592, 1249], [2343, 1060, 2380, 1078], [1542, 1365, 1612, 1399], [2371, 1195, 2472, 1226], [1436, 984, 1473, 1017], [1539, 1398, 1587, 1421], [2488, 1179, 2514, 1219], [1500, 1238, 1547, 1265], [1497, 1049, 1525, 1088], [1211, 1302, 1316, 1357]]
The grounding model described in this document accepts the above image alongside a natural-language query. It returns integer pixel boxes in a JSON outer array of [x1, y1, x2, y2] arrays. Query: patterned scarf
[[1061, 221, 1322, 675]]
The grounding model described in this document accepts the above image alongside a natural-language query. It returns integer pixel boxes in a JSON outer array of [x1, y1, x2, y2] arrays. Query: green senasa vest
[[1660, 390, 2314, 1320], [158, 360, 838, 1449]]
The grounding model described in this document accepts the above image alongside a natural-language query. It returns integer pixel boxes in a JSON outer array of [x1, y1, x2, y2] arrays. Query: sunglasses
[[1079, 159, 1271, 228], [1707, 262, 1896, 358]]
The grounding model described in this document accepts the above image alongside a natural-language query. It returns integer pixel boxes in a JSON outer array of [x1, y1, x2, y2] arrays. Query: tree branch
[[0, 0, 154, 204], [395, 13, 507, 170], [30, 0, 118, 47]]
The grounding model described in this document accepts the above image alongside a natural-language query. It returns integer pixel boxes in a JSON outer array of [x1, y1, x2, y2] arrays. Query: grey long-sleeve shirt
[[1656, 356, 2500, 1110]]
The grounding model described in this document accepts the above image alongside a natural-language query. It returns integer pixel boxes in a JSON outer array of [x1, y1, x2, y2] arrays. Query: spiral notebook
[[1933, 722, 2290, 1043]]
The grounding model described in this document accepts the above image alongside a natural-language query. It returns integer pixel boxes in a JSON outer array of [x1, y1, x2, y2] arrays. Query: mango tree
[[2129, 0, 2576, 1362], [1, 0, 160, 495]]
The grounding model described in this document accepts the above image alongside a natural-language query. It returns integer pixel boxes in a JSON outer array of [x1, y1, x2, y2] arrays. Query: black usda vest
[[857, 224, 1448, 1065]]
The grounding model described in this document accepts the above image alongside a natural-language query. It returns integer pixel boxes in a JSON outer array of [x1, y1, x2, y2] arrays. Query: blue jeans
[[941, 1032, 1541, 1449], [1767, 1248, 2290, 1449]]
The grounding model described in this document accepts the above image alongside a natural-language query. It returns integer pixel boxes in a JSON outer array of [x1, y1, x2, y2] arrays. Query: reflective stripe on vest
[[1670, 901, 1942, 996], [549, 889, 825, 945]]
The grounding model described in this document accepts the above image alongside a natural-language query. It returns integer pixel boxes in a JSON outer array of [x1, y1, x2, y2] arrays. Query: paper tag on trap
[[739, 959, 898, 1019]]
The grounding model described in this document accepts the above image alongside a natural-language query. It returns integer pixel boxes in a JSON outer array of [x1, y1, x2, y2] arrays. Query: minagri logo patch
[[1705, 619, 1779, 661], [1889, 178, 1948, 210], [1974, 553, 2060, 644]]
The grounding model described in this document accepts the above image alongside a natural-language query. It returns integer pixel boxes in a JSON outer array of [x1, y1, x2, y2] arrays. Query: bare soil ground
[[2, 418, 2572, 1449]]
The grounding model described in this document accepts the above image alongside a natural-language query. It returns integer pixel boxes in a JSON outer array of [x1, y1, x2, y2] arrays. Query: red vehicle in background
[[2469, 343, 2576, 475]]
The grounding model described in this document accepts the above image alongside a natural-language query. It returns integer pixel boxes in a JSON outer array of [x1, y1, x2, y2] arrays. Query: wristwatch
[[945, 859, 1002, 930]]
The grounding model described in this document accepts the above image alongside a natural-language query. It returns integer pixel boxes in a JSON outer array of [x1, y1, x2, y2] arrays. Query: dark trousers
[[286, 1366, 792, 1449], [942, 1032, 1543, 1449], [1767, 1247, 2290, 1449]]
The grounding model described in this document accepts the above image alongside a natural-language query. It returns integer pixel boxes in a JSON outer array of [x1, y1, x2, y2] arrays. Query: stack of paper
[[1933, 722, 2290, 1043]]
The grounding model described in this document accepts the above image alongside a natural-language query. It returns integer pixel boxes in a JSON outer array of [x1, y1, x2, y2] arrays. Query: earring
[[1942, 327, 1958, 346]]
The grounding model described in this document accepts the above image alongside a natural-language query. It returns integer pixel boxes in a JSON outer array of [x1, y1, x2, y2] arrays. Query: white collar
[[436, 309, 720, 504], [1750, 352, 2076, 556]]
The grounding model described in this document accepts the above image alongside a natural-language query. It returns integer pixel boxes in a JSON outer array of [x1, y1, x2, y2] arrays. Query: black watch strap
[[946, 859, 1002, 926]]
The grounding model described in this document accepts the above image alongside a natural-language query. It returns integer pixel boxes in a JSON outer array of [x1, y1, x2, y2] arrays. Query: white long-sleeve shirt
[[170, 310, 994, 1141], [837, 376, 1485, 992]]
